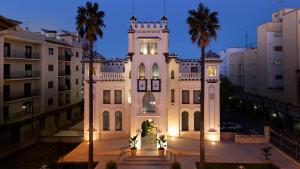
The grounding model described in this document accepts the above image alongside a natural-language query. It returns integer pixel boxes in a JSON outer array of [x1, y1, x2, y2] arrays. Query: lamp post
[[22, 101, 34, 142]]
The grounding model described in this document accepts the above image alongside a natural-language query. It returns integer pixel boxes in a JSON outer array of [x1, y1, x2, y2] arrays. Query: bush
[[170, 161, 181, 169], [105, 160, 117, 169]]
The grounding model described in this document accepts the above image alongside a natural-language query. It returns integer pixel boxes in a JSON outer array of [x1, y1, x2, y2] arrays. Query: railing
[[4, 50, 40, 59], [58, 55, 71, 61], [179, 73, 201, 81], [2, 108, 40, 125], [270, 129, 300, 162], [58, 71, 71, 76], [97, 72, 125, 81], [3, 89, 40, 102], [4, 71, 40, 79], [58, 85, 71, 92]]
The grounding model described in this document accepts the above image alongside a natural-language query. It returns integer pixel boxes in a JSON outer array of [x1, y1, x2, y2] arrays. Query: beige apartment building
[[0, 16, 83, 158]]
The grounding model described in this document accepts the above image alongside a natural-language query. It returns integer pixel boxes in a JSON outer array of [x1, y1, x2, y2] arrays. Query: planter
[[158, 149, 165, 156], [130, 149, 137, 156]]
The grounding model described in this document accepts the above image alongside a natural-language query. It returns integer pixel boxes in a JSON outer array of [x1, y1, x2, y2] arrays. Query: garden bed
[[196, 162, 279, 169]]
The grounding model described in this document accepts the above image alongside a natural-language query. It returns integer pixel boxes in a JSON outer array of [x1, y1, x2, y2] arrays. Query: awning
[[65, 48, 74, 56]]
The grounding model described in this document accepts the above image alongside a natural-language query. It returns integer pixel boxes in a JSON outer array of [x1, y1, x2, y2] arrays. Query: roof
[[82, 52, 106, 63], [0, 15, 21, 31], [161, 16, 168, 20], [205, 50, 220, 58], [41, 28, 57, 33]]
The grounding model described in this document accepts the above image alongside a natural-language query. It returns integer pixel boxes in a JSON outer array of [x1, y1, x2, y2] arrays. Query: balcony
[[58, 55, 71, 61], [4, 71, 40, 81], [179, 73, 201, 81], [58, 85, 71, 92], [95, 72, 125, 81], [4, 50, 40, 60], [3, 90, 40, 103], [58, 71, 71, 77], [2, 108, 40, 125]]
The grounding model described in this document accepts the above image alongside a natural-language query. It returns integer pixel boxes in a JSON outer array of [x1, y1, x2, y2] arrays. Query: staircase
[[118, 150, 175, 169]]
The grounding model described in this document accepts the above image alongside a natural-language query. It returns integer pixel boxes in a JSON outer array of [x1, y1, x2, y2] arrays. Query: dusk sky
[[1, 0, 300, 58]]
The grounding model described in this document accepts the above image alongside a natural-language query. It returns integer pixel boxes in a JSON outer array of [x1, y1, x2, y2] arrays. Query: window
[[208, 66, 217, 77], [194, 111, 201, 131], [4, 43, 10, 57], [67, 109, 72, 121], [275, 75, 283, 80], [138, 63, 145, 79], [48, 81, 54, 88], [274, 60, 283, 65], [191, 67, 198, 73], [103, 111, 110, 130], [25, 46, 32, 58], [76, 79, 79, 85], [171, 70, 175, 79], [76, 65, 79, 71], [48, 48, 54, 55], [65, 93, 71, 104], [3, 106, 9, 121], [140, 41, 158, 55], [39, 118, 45, 130], [274, 46, 283, 51], [114, 90, 122, 104], [152, 63, 159, 79], [171, 89, 175, 103], [11, 125, 20, 145], [193, 90, 200, 104], [181, 111, 189, 131], [93, 66, 96, 76], [76, 52, 79, 57], [103, 90, 111, 104], [25, 64, 32, 77], [115, 111, 122, 131], [48, 65, 54, 71], [143, 91, 156, 112], [182, 90, 189, 104], [129, 70, 131, 79], [48, 98, 53, 106]]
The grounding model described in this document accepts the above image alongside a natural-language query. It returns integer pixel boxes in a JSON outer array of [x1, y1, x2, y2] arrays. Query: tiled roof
[[0, 15, 21, 31], [82, 52, 106, 63], [206, 50, 220, 58]]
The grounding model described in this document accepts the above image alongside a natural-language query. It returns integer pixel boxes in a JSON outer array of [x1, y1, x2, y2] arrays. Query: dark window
[[275, 75, 283, 80], [4, 43, 10, 57], [25, 64, 32, 77], [115, 111, 122, 131], [103, 90, 111, 104], [11, 124, 20, 145], [48, 81, 53, 88], [25, 46, 32, 58], [39, 118, 45, 130], [76, 65, 79, 71], [24, 83, 31, 96], [4, 85, 10, 100], [48, 48, 54, 55], [76, 52, 79, 57], [48, 65, 54, 71], [103, 111, 110, 130], [194, 111, 201, 131], [114, 90, 122, 104], [171, 70, 175, 79], [181, 111, 189, 131], [67, 109, 72, 121], [3, 106, 9, 121], [182, 90, 189, 104], [4, 64, 10, 79], [65, 65, 71, 75], [193, 90, 201, 104], [48, 98, 53, 106], [76, 79, 79, 85], [191, 67, 198, 73], [65, 93, 71, 104], [171, 89, 175, 103], [274, 46, 283, 51]]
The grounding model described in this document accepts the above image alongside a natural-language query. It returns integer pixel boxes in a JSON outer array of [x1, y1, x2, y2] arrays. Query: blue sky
[[1, 0, 299, 58]]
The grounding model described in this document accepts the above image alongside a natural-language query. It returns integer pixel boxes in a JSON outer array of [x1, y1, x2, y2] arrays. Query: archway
[[140, 119, 157, 149]]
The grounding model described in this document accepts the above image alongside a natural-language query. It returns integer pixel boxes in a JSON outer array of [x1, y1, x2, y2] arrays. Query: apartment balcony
[[2, 108, 40, 125], [4, 71, 40, 81], [58, 71, 71, 77], [58, 85, 71, 93], [95, 72, 125, 81], [4, 50, 40, 60], [3, 90, 40, 103], [179, 73, 201, 81], [58, 55, 71, 62]]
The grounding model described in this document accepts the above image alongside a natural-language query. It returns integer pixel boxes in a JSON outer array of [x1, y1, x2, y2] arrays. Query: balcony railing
[[2, 108, 40, 125], [96, 72, 125, 81], [179, 73, 201, 81], [4, 71, 40, 80], [4, 50, 40, 59], [58, 55, 71, 61], [58, 71, 71, 76], [58, 85, 71, 92], [3, 90, 40, 102]]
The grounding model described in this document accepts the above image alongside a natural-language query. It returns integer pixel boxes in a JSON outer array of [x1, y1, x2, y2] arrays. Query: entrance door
[[141, 120, 157, 149]]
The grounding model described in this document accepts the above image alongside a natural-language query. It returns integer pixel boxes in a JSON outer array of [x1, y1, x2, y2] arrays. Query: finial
[[132, 0, 135, 16]]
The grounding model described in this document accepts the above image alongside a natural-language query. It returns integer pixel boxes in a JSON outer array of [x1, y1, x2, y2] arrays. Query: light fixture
[[22, 105, 27, 109], [211, 141, 216, 146]]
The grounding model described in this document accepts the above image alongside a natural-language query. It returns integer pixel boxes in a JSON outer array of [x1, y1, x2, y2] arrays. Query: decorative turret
[[130, 16, 137, 28], [161, 16, 167, 28]]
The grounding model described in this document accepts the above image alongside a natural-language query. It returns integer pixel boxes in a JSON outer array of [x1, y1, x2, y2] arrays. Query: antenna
[[245, 31, 248, 48], [163, 0, 166, 16], [132, 0, 135, 16]]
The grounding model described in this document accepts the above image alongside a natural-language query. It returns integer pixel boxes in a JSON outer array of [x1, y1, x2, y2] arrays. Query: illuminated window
[[181, 111, 189, 131], [140, 41, 158, 55], [143, 91, 155, 113], [139, 63, 145, 79], [115, 111, 122, 131], [152, 63, 159, 79], [208, 66, 217, 77]]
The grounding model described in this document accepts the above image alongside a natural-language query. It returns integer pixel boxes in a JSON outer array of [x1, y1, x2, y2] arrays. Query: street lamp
[[22, 101, 34, 142]]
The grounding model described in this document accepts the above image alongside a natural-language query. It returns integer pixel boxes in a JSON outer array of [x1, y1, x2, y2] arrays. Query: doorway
[[140, 119, 157, 149]]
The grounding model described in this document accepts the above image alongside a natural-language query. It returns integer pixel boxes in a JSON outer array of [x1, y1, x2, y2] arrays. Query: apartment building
[[219, 48, 246, 78], [243, 49, 259, 94], [0, 16, 83, 158]]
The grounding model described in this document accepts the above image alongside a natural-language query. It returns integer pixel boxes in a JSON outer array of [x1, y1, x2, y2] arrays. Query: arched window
[[152, 63, 159, 79], [208, 66, 217, 77], [143, 91, 155, 113], [171, 89, 175, 103], [181, 111, 189, 131], [103, 111, 110, 131], [129, 70, 131, 79], [171, 70, 175, 79], [139, 63, 145, 79], [115, 111, 122, 131], [194, 111, 201, 131]]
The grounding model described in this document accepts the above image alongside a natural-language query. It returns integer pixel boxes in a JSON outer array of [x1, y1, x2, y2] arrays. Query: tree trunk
[[200, 47, 206, 169], [88, 41, 94, 169]]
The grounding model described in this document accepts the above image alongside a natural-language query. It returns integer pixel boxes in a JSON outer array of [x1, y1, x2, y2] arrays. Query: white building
[[0, 16, 83, 158], [83, 16, 222, 148]]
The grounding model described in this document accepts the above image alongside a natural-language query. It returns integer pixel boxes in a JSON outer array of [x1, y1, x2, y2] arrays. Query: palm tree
[[187, 3, 219, 169], [76, 2, 105, 169]]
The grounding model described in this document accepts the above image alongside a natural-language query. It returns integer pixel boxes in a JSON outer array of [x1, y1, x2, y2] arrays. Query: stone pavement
[[61, 137, 300, 169]]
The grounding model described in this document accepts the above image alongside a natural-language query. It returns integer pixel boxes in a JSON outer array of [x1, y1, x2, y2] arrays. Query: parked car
[[221, 122, 242, 131]]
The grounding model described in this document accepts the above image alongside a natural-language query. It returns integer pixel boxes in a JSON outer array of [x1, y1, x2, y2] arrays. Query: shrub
[[106, 160, 117, 169], [170, 161, 181, 169]]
